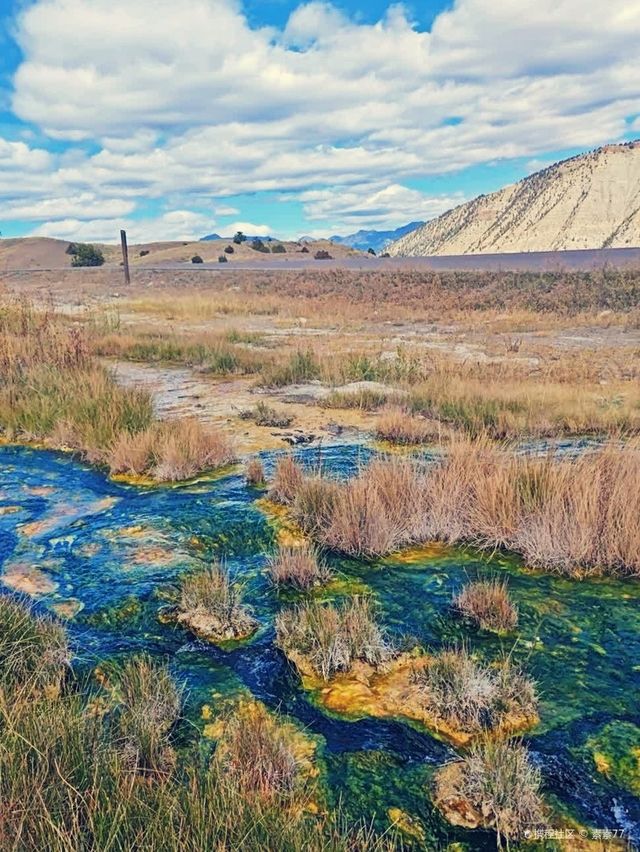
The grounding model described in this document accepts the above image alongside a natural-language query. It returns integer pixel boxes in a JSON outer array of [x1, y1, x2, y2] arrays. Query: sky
[[0, 0, 639, 243]]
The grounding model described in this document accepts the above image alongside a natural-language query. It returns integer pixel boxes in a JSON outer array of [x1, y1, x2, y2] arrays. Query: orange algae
[[285, 650, 538, 748], [256, 497, 307, 546]]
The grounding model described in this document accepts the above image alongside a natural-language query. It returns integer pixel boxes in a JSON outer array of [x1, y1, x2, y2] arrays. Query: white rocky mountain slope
[[388, 141, 640, 256]]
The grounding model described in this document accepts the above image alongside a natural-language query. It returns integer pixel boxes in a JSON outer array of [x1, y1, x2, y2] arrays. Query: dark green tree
[[70, 244, 104, 267]]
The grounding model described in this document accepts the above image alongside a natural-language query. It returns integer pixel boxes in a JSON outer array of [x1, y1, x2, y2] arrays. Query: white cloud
[[31, 209, 215, 243], [226, 221, 272, 237], [213, 205, 240, 216], [298, 183, 466, 228], [2, 0, 639, 235], [3, 194, 135, 221]]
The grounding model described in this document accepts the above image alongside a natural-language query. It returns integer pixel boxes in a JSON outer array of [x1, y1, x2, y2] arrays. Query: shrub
[[108, 418, 235, 481], [413, 647, 537, 734], [457, 740, 544, 847], [176, 563, 257, 641], [224, 245, 235, 254], [271, 244, 286, 254], [367, 248, 376, 255], [300, 246, 309, 253], [65, 242, 78, 255], [191, 255, 204, 264], [113, 655, 181, 775], [245, 457, 266, 486], [0, 596, 70, 695], [70, 243, 104, 267], [314, 250, 332, 260], [268, 456, 304, 504], [139, 249, 150, 257], [267, 543, 332, 590], [453, 579, 518, 632], [218, 255, 228, 263], [233, 231, 246, 244], [375, 407, 441, 444], [276, 597, 392, 680], [251, 239, 270, 253]]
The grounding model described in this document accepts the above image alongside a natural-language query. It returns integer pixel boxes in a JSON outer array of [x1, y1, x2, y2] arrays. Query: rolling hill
[[388, 141, 640, 256]]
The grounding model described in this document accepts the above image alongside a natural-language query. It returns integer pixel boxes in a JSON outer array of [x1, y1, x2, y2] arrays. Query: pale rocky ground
[[389, 141, 640, 256]]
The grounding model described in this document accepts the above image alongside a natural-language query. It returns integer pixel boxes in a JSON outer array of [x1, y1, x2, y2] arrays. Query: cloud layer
[[2, 0, 639, 240]]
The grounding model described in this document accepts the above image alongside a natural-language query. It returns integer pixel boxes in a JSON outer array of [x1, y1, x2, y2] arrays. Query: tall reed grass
[[284, 440, 640, 575], [0, 596, 394, 851]]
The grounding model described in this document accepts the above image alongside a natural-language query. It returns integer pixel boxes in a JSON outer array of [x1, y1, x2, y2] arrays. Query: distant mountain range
[[199, 233, 222, 241], [388, 141, 640, 256], [328, 221, 424, 252]]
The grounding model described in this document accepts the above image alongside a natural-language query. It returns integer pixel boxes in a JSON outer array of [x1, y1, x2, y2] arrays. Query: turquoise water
[[0, 444, 638, 848]]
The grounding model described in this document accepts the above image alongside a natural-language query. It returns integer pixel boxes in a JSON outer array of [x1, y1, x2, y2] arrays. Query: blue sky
[[0, 0, 639, 243]]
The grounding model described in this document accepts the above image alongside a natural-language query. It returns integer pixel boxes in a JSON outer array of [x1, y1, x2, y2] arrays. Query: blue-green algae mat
[[0, 444, 638, 849]]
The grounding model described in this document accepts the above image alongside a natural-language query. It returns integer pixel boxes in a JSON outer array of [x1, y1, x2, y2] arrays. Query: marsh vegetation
[[1, 265, 639, 849]]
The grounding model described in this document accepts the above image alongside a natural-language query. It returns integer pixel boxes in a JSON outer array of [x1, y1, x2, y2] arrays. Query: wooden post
[[120, 229, 131, 285]]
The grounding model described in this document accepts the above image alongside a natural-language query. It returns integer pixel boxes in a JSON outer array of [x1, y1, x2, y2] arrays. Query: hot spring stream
[[0, 444, 638, 849]]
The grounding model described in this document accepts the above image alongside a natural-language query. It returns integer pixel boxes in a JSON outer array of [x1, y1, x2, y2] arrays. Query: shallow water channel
[[0, 444, 638, 849]]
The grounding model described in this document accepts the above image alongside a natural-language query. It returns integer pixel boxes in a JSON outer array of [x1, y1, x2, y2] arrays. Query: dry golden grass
[[213, 701, 309, 803], [453, 579, 518, 632], [375, 407, 444, 444], [266, 543, 332, 590], [110, 266, 640, 327], [245, 457, 266, 486], [276, 598, 392, 680], [288, 440, 640, 576], [108, 418, 235, 481], [0, 299, 237, 481], [269, 455, 305, 504], [414, 647, 537, 734]]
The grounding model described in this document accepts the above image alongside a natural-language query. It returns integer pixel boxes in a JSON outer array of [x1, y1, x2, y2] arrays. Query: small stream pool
[[0, 444, 638, 848]]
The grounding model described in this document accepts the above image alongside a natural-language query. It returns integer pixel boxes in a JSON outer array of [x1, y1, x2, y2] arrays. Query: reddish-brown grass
[[453, 579, 518, 632], [375, 407, 443, 445], [266, 543, 332, 590], [108, 419, 235, 481], [268, 456, 305, 504], [289, 440, 640, 575]]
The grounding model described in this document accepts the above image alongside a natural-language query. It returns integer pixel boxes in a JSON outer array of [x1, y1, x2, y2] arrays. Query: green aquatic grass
[[582, 721, 640, 796]]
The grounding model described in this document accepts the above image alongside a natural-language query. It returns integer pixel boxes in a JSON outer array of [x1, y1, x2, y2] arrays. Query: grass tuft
[[413, 647, 537, 734], [458, 740, 544, 848], [453, 579, 518, 632], [214, 701, 307, 803], [276, 597, 392, 680], [113, 654, 181, 775], [375, 407, 441, 445], [267, 543, 333, 590], [175, 563, 257, 641], [269, 455, 305, 504], [0, 596, 70, 696], [245, 456, 266, 486], [108, 418, 235, 481]]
